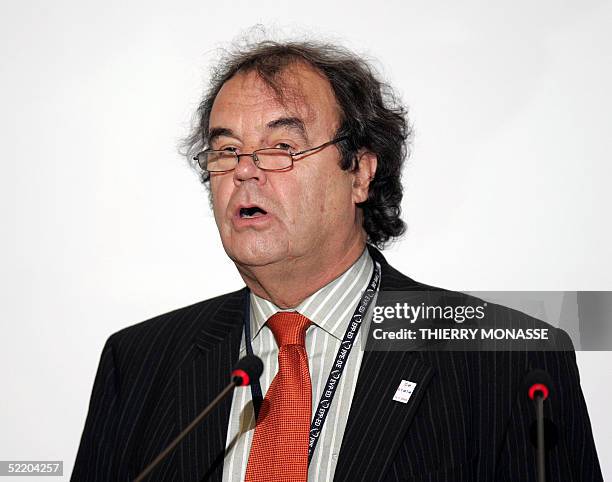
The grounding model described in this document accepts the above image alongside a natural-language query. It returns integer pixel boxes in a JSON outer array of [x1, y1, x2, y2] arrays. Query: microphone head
[[524, 369, 553, 400], [231, 355, 264, 387]]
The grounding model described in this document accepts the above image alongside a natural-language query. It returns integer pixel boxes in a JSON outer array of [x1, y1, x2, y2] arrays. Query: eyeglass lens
[[200, 149, 293, 172]]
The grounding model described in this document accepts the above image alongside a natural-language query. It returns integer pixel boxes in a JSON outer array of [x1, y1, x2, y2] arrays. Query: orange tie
[[245, 312, 312, 482]]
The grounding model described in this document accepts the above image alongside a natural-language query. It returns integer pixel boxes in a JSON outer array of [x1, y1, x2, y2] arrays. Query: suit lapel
[[334, 350, 434, 481], [177, 289, 246, 482], [334, 247, 435, 481]]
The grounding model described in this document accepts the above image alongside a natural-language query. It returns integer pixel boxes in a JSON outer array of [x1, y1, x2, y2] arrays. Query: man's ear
[[351, 150, 377, 204]]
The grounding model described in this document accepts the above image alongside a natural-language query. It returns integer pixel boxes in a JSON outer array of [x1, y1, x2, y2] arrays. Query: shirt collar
[[249, 248, 374, 342]]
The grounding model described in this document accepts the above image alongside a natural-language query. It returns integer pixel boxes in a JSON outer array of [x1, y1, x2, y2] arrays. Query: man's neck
[[236, 238, 367, 309]]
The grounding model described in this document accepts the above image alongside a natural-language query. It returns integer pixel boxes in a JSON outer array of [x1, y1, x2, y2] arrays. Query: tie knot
[[266, 312, 312, 348]]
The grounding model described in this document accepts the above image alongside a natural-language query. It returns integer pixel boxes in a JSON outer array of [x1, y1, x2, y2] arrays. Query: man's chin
[[226, 245, 287, 269]]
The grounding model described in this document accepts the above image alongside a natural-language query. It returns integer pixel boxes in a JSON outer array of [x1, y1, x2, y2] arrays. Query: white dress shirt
[[222, 248, 374, 482]]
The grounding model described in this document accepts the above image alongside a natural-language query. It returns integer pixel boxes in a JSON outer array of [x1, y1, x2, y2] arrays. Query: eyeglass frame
[[194, 136, 349, 174]]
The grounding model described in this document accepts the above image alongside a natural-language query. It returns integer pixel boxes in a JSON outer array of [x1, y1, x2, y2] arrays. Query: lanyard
[[243, 261, 382, 464]]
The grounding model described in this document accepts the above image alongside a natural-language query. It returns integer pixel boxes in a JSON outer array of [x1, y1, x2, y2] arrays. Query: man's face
[[208, 63, 365, 270]]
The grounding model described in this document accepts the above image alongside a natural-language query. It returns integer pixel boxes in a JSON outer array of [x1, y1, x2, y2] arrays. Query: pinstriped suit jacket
[[72, 246, 602, 481]]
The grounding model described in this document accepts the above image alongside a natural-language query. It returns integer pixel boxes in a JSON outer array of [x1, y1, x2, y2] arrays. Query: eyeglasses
[[194, 136, 348, 174]]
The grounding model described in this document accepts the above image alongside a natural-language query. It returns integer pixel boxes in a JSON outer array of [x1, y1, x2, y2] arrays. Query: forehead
[[209, 62, 341, 138]]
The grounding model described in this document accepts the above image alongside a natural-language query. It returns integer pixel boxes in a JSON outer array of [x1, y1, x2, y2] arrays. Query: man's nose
[[233, 153, 266, 185]]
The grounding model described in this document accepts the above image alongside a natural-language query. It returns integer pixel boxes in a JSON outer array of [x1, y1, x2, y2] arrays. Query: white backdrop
[[1, 0, 611, 479]]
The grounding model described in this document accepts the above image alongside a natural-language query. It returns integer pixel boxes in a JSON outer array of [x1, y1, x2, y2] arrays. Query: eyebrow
[[266, 117, 309, 143], [207, 116, 309, 147], [207, 127, 234, 146]]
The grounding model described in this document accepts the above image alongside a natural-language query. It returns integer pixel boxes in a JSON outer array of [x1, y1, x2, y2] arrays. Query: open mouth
[[239, 206, 268, 218]]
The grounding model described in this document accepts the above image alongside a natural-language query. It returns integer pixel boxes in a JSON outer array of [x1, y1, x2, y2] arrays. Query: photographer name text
[[371, 327, 549, 340]]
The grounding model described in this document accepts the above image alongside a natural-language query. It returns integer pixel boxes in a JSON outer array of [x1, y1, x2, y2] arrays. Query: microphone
[[133, 355, 263, 482], [232, 355, 264, 386], [524, 369, 554, 482], [525, 369, 552, 402]]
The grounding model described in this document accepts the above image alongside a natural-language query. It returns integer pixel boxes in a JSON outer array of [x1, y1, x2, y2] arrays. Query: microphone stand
[[534, 391, 546, 482], [133, 380, 238, 482]]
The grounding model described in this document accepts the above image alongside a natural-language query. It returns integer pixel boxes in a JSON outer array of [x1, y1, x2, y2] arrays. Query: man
[[72, 40, 602, 481]]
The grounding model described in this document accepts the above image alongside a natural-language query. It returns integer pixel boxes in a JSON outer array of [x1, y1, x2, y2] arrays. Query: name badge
[[393, 380, 417, 404]]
